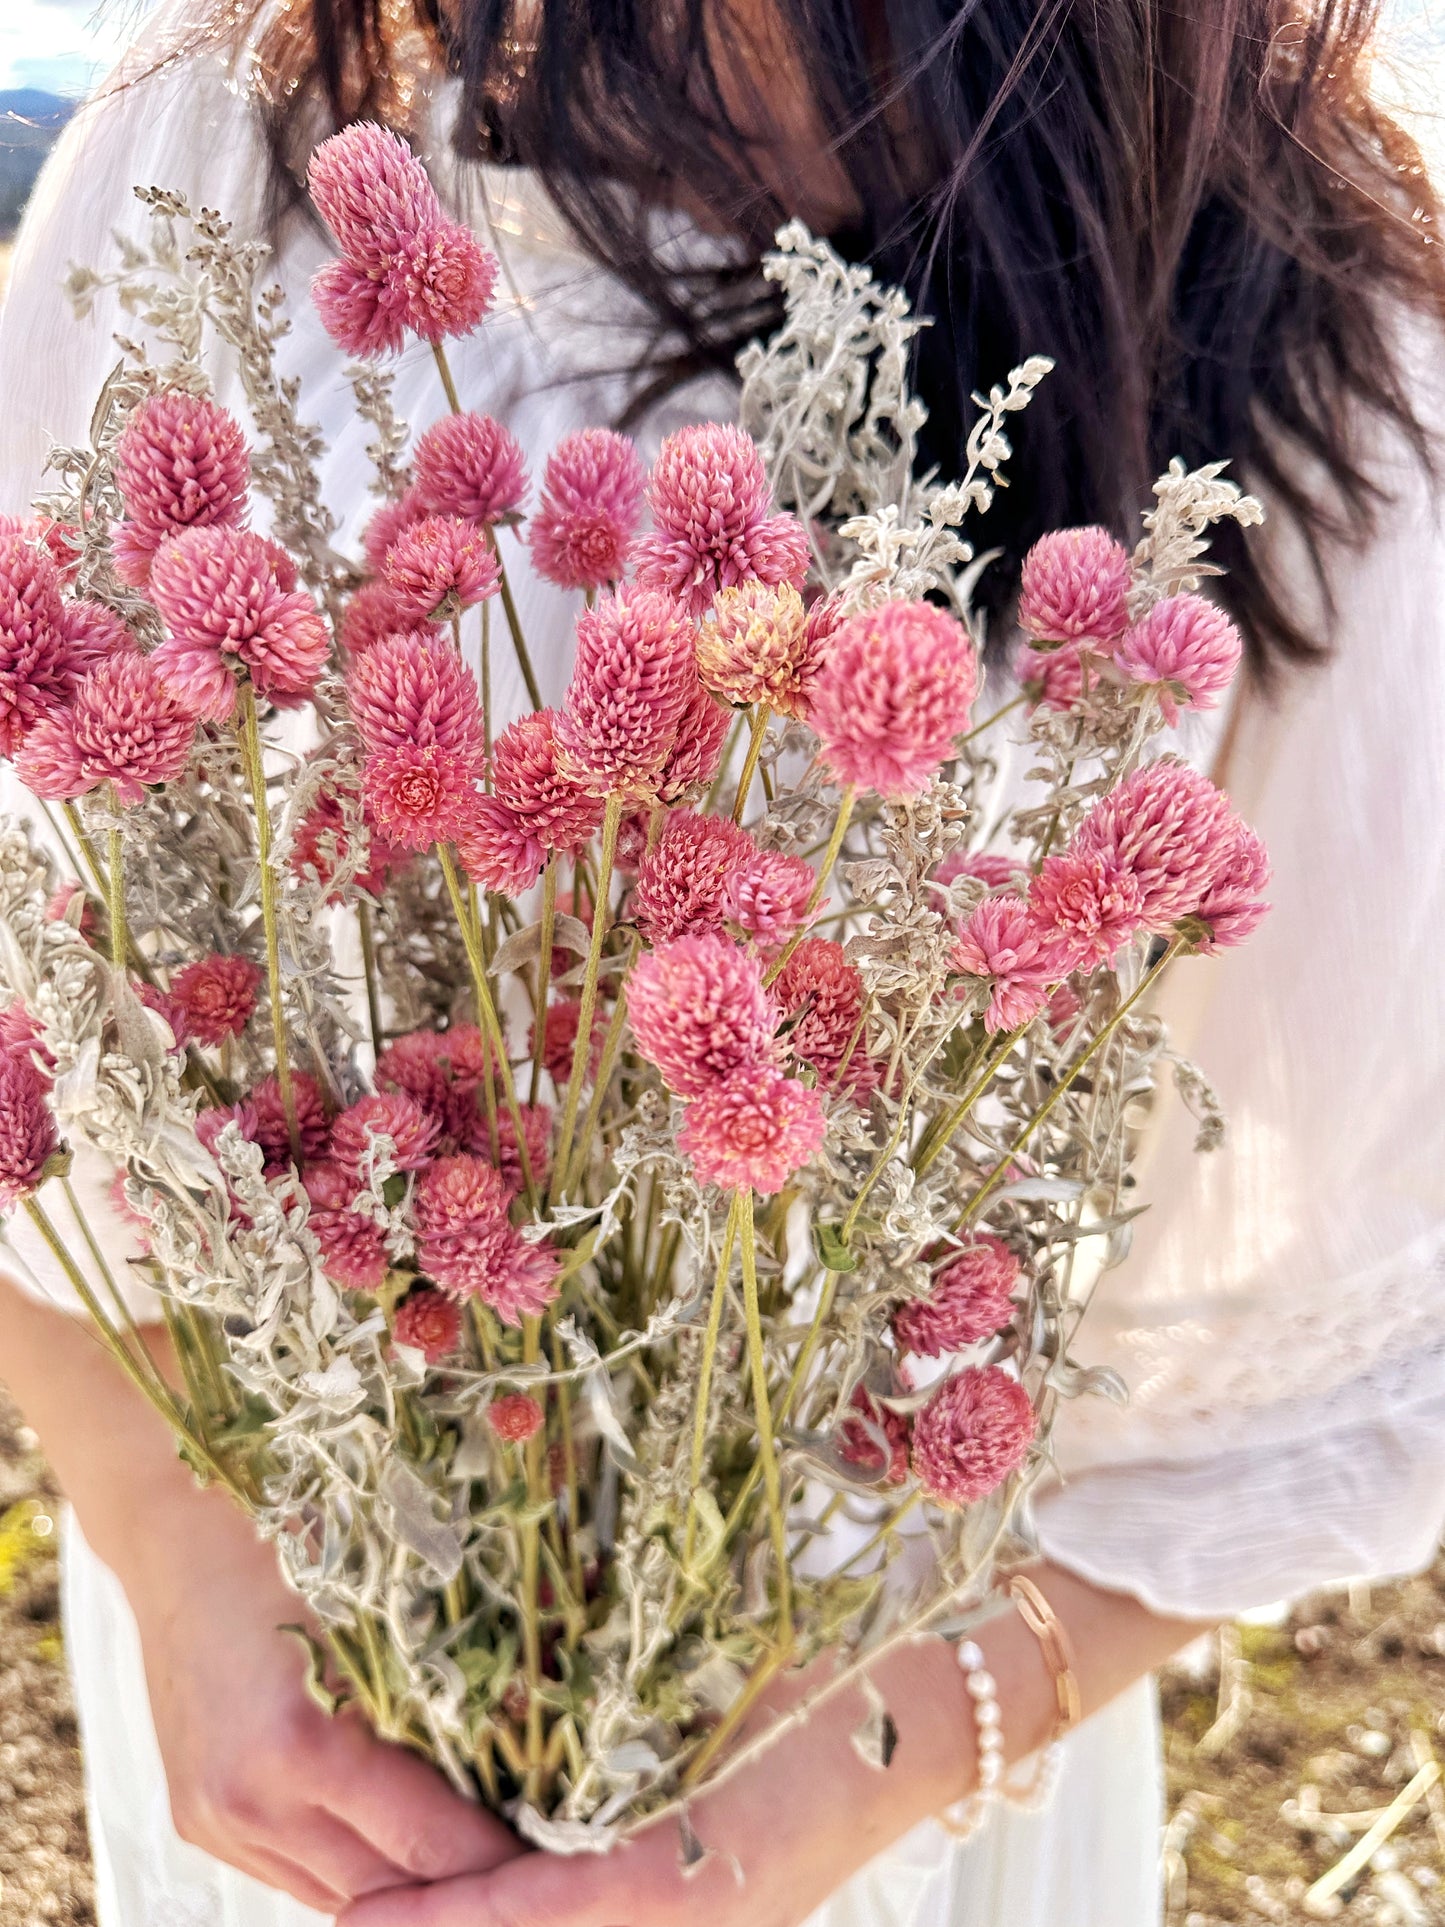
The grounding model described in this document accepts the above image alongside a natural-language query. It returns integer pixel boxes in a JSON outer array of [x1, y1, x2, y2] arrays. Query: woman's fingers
[[318, 1719, 526, 1881], [337, 1841, 670, 1927], [232, 1838, 352, 1916]]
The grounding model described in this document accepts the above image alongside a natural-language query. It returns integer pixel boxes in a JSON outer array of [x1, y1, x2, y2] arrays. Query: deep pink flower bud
[[454, 794, 547, 896], [1028, 846, 1147, 970], [628, 933, 781, 1097], [16, 654, 198, 805], [311, 1206, 391, 1291], [529, 428, 646, 592], [809, 599, 978, 799], [1017, 527, 1132, 650], [953, 897, 1071, 1032], [308, 123, 445, 263], [893, 1237, 1019, 1357], [911, 1365, 1036, 1506], [346, 629, 485, 766], [362, 487, 429, 575], [722, 849, 817, 945], [654, 678, 733, 804], [0, 1051, 57, 1211], [414, 1153, 560, 1324], [169, 953, 262, 1048], [112, 393, 250, 586], [676, 1062, 826, 1194], [490, 709, 605, 853], [330, 1091, 441, 1178], [362, 742, 480, 852], [774, 937, 870, 1090], [487, 1392, 544, 1443], [839, 1383, 912, 1485], [1073, 760, 1240, 932], [414, 414, 527, 526], [0, 533, 75, 756], [633, 811, 758, 945], [555, 589, 698, 798], [382, 515, 499, 623], [1192, 819, 1271, 954], [393, 1285, 462, 1362]]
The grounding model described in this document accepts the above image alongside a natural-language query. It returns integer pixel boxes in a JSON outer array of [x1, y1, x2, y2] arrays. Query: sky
[[0, 0, 151, 99]]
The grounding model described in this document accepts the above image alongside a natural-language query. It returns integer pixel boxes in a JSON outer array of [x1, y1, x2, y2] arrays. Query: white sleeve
[[1033, 317, 1445, 1614]]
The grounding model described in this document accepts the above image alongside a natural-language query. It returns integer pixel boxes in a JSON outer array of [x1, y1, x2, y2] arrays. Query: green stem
[[912, 1023, 1031, 1180], [764, 787, 856, 987], [682, 1197, 740, 1570], [489, 534, 543, 713], [559, 935, 639, 1199], [958, 690, 1027, 747], [529, 858, 558, 1105], [431, 340, 463, 416], [520, 1315, 547, 1800], [105, 815, 127, 970], [236, 682, 299, 1164], [550, 794, 621, 1201], [732, 705, 772, 826], [479, 600, 493, 776], [738, 1190, 792, 1641]]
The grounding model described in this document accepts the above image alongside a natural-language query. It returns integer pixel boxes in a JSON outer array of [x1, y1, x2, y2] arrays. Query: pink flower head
[[340, 578, 433, 659], [497, 1101, 552, 1197], [392, 1285, 462, 1363], [1016, 641, 1088, 713], [250, 1071, 333, 1172], [934, 849, 1028, 893], [1192, 819, 1271, 954], [290, 777, 402, 902], [16, 654, 197, 805], [1017, 527, 1132, 651], [148, 527, 329, 717], [414, 414, 527, 526], [1028, 846, 1147, 970], [361, 487, 428, 575], [490, 709, 605, 853], [696, 580, 817, 716], [308, 122, 446, 265], [529, 428, 646, 592], [911, 1365, 1036, 1507], [0, 1050, 57, 1211], [530, 999, 603, 1088], [893, 1237, 1020, 1357], [775, 937, 870, 1090], [556, 589, 698, 798], [677, 1063, 826, 1194], [452, 793, 543, 895], [310, 1206, 391, 1292], [632, 810, 758, 945], [627, 932, 781, 1097], [487, 1392, 544, 1443], [169, 953, 262, 1048], [0, 1002, 53, 1076], [1114, 592, 1243, 725], [839, 1384, 911, 1485], [363, 742, 480, 852], [654, 677, 733, 804], [376, 1025, 489, 1153], [953, 896, 1070, 1032], [346, 628, 485, 766], [809, 599, 978, 799], [0, 533, 75, 756], [414, 1153, 560, 1323], [330, 1090, 441, 1179], [631, 424, 809, 617], [1074, 759, 1239, 931], [382, 515, 499, 623], [723, 849, 817, 946], [59, 600, 136, 673], [112, 393, 249, 587]]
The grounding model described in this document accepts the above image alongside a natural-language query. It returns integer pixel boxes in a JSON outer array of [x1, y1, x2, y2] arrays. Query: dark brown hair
[[248, 0, 1445, 675]]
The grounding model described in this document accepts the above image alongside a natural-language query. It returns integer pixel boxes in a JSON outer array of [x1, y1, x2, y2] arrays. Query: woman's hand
[[125, 1477, 527, 1915]]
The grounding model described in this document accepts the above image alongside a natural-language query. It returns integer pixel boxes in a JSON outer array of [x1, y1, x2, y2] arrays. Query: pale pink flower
[[723, 849, 817, 946], [148, 528, 329, 717], [487, 1392, 544, 1443], [774, 937, 869, 1089], [382, 515, 499, 622], [16, 655, 197, 805], [529, 428, 645, 592], [628, 933, 781, 1096], [1017, 527, 1132, 650], [911, 1365, 1036, 1506], [414, 1153, 560, 1323], [250, 1071, 333, 1172], [490, 709, 605, 852], [838, 1383, 911, 1485], [934, 849, 1028, 892], [893, 1237, 1020, 1357], [310, 1206, 391, 1292], [414, 414, 527, 525], [1193, 820, 1271, 954], [340, 578, 433, 658], [632, 811, 757, 945], [497, 1102, 552, 1198], [1016, 640, 1088, 712], [392, 1285, 462, 1363], [809, 599, 979, 799], [677, 1063, 826, 1193], [362, 487, 428, 574], [556, 589, 698, 798], [363, 742, 480, 852], [346, 629, 485, 766], [169, 953, 261, 1048], [1029, 846, 1147, 969], [696, 581, 816, 716], [414, 1149, 511, 1236], [59, 600, 135, 672], [953, 897, 1070, 1032], [454, 795, 545, 894], [1114, 592, 1243, 725], [330, 1090, 441, 1178], [0, 1003, 53, 1076], [0, 1051, 57, 1211], [631, 423, 809, 617], [0, 534, 76, 756], [376, 1026, 490, 1154], [529, 999, 603, 1088], [1074, 760, 1239, 931], [112, 393, 250, 586], [654, 678, 733, 804], [308, 123, 446, 262]]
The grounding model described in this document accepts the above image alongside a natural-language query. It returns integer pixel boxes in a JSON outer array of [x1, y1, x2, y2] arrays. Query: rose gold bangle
[[1006, 1571, 1081, 1744]]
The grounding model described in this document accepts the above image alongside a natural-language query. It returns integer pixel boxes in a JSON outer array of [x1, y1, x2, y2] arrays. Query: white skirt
[[62, 1517, 1164, 1927]]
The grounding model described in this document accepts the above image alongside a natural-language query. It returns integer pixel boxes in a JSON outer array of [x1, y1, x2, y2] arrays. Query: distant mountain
[[0, 91, 76, 240]]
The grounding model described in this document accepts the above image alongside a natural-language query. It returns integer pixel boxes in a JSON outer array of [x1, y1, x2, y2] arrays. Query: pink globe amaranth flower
[[696, 580, 816, 716], [677, 1064, 826, 1194], [774, 937, 869, 1089], [0, 1002, 54, 1077], [362, 487, 428, 575], [340, 578, 434, 659], [291, 778, 402, 902], [0, 1050, 57, 1211], [17, 655, 198, 806], [376, 1025, 490, 1153], [414, 1154, 560, 1323], [808, 599, 979, 800], [304, 1159, 359, 1212], [363, 742, 480, 852], [838, 1384, 911, 1485], [308, 123, 447, 265], [311, 1206, 391, 1292], [1016, 640, 1088, 713], [631, 424, 809, 618], [628, 933, 782, 1097], [490, 709, 605, 853], [330, 1090, 441, 1179], [488, 1392, 544, 1443], [1073, 759, 1240, 931], [169, 953, 262, 1048], [953, 896, 1071, 1032], [655, 677, 733, 804], [346, 629, 485, 766], [723, 848, 817, 946], [195, 1097, 258, 1163], [1029, 845, 1147, 971], [454, 793, 546, 894], [1192, 819, 1271, 954], [59, 599, 136, 672], [934, 849, 1028, 893], [148, 527, 329, 717], [893, 1237, 1020, 1357], [414, 414, 527, 526], [911, 1365, 1036, 1507], [112, 393, 250, 587], [556, 588, 699, 798], [0, 533, 76, 756], [249, 1071, 333, 1173], [392, 1285, 462, 1364], [530, 999, 603, 1088], [1017, 527, 1132, 650], [529, 428, 646, 592], [1114, 592, 1243, 726], [414, 1149, 512, 1237], [632, 811, 758, 945], [497, 1101, 552, 1197], [382, 515, 500, 623]]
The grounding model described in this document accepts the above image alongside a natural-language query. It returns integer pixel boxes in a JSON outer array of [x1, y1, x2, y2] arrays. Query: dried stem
[[235, 682, 300, 1164]]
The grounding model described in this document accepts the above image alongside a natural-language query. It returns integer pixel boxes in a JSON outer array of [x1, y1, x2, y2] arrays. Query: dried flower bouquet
[[0, 127, 1268, 1848]]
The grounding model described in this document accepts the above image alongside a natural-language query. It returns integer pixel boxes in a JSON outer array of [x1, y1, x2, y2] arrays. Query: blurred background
[[0, 5, 1444, 1926]]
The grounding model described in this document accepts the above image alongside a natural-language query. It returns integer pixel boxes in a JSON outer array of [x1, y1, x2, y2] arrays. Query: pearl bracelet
[[938, 1637, 1066, 1838]]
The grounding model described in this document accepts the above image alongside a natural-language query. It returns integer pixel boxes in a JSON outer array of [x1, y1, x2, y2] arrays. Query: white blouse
[[4, 0, 1445, 1622]]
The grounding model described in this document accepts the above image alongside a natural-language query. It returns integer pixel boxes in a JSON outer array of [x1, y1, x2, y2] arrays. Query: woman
[[2, 3, 1444, 1924]]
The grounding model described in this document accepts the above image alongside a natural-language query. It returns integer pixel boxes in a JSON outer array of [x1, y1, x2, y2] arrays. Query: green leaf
[[812, 1221, 857, 1273], [381, 1173, 408, 1210]]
